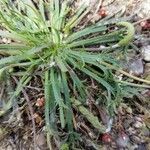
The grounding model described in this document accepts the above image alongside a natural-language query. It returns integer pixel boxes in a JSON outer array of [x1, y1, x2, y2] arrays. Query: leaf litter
[[0, 0, 150, 149]]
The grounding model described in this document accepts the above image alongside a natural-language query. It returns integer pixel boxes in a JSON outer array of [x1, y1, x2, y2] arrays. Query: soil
[[0, 0, 150, 150]]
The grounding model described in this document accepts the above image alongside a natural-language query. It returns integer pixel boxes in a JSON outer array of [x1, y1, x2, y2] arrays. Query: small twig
[[22, 90, 37, 150], [133, 17, 150, 25], [102, 0, 115, 7], [116, 80, 150, 89], [95, 0, 103, 14], [101, 61, 150, 85], [72, 98, 106, 133], [0, 82, 5, 99], [83, 0, 103, 26], [26, 85, 44, 92], [13, 77, 37, 150]]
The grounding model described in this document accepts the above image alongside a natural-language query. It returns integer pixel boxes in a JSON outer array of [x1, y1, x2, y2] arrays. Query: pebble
[[76, 0, 97, 8], [134, 121, 144, 128], [142, 127, 150, 137], [135, 116, 143, 122], [137, 143, 147, 150], [142, 45, 150, 62], [6, 145, 13, 150], [137, 0, 150, 18], [124, 119, 133, 129], [2, 38, 11, 44], [128, 58, 144, 76], [128, 127, 137, 135], [130, 135, 141, 144], [126, 107, 133, 114], [36, 133, 46, 147], [116, 132, 129, 148]]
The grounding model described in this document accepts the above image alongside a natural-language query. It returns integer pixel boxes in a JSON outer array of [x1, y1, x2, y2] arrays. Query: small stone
[[35, 97, 45, 107], [36, 133, 46, 147], [142, 45, 150, 62], [146, 143, 150, 150], [135, 117, 143, 122], [128, 58, 144, 76], [128, 127, 137, 135], [23, 135, 28, 140], [7, 39, 11, 44], [76, 0, 97, 8], [142, 127, 150, 137], [127, 143, 138, 150], [124, 119, 133, 129], [126, 107, 132, 114], [6, 145, 13, 150], [134, 121, 144, 128], [102, 133, 112, 144], [116, 131, 129, 148], [2, 38, 8, 43], [141, 89, 150, 97], [130, 135, 141, 144], [137, 143, 147, 150]]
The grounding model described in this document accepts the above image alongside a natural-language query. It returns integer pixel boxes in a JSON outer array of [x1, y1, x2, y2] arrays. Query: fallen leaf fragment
[[35, 97, 45, 107]]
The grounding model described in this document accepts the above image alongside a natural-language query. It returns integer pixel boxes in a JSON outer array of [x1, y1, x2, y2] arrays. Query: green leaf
[[64, 5, 87, 32], [55, 56, 68, 72], [68, 31, 121, 47], [0, 30, 29, 43], [66, 25, 107, 43], [82, 67, 114, 93], [72, 98, 106, 133], [44, 70, 56, 137], [61, 72, 74, 139], [39, 0, 46, 22], [51, 68, 66, 129], [68, 68, 87, 102]]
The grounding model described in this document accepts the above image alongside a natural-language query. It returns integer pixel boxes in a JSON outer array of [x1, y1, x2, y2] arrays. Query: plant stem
[[116, 80, 150, 88], [101, 61, 150, 85]]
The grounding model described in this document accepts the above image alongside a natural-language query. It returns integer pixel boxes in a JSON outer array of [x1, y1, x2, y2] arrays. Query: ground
[[0, 0, 150, 149]]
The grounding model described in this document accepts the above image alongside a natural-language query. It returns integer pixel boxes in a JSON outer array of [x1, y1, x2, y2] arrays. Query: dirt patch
[[0, 0, 150, 149]]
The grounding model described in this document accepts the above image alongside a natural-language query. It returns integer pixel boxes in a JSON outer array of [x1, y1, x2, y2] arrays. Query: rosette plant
[[1, 0, 149, 149]]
